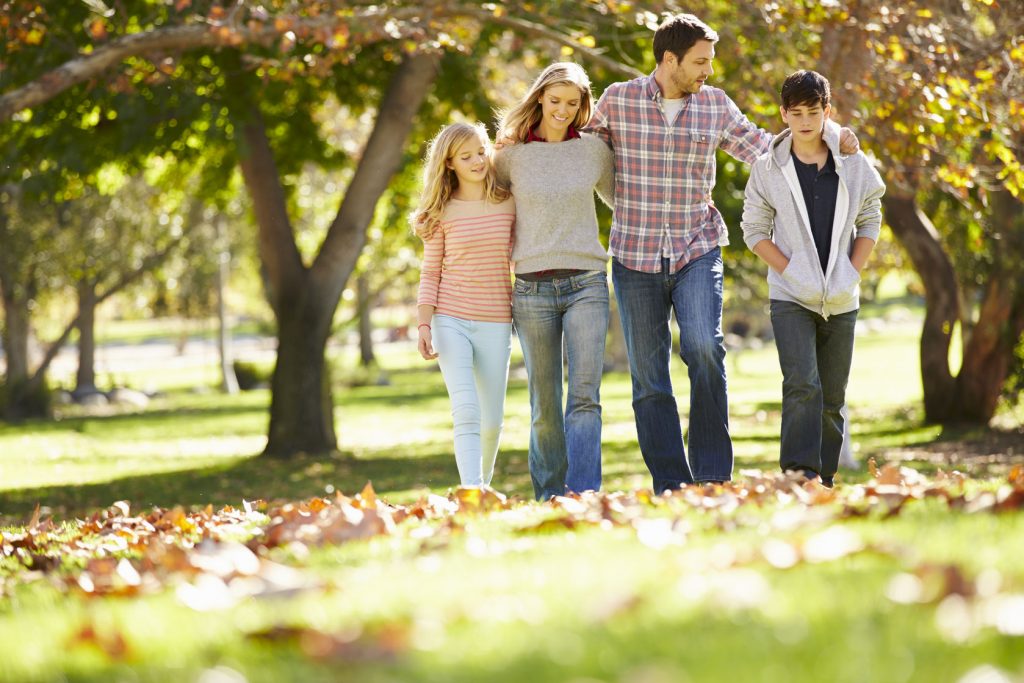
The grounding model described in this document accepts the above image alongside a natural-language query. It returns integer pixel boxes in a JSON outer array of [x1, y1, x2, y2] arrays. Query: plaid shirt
[[586, 73, 773, 273]]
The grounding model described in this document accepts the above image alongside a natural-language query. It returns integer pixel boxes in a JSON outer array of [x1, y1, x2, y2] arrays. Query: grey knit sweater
[[495, 134, 614, 274]]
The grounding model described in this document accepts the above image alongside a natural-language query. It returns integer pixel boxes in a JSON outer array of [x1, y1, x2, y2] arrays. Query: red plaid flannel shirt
[[586, 73, 773, 273]]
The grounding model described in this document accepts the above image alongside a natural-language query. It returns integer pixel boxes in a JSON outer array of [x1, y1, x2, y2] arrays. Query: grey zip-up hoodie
[[741, 125, 886, 318]]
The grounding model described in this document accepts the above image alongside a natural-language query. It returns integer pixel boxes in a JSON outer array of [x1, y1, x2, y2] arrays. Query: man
[[586, 14, 858, 491]]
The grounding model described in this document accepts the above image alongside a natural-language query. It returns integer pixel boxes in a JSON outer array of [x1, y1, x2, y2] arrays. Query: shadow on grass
[[0, 444, 536, 525]]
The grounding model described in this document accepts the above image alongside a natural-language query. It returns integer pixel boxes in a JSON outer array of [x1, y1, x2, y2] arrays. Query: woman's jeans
[[432, 314, 512, 487], [611, 249, 731, 490], [769, 300, 858, 483], [512, 271, 609, 500]]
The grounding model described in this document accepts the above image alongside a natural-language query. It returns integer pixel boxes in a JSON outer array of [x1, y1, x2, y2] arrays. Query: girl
[[494, 62, 614, 500], [413, 122, 516, 488]]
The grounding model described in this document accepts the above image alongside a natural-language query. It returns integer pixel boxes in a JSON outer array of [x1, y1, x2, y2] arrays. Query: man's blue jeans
[[770, 300, 858, 483], [612, 249, 733, 490], [512, 271, 608, 500]]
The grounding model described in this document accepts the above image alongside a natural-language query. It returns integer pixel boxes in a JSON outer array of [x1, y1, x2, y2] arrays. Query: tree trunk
[[74, 279, 98, 395], [357, 274, 376, 367], [215, 216, 239, 395], [951, 187, 1024, 422], [236, 52, 442, 457], [265, 285, 336, 456], [1, 287, 30, 387], [882, 191, 960, 421]]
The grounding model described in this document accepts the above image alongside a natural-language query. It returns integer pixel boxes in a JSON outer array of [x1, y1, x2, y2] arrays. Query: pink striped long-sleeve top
[[416, 196, 516, 323]]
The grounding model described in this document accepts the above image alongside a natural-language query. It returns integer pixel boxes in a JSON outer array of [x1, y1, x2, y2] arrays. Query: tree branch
[[26, 234, 184, 393], [1, 3, 643, 121]]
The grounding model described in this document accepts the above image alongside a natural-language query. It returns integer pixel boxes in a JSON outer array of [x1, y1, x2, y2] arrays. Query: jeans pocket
[[513, 279, 534, 295]]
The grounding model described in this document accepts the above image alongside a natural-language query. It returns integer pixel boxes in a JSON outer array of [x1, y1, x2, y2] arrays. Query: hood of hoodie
[[769, 120, 843, 169]]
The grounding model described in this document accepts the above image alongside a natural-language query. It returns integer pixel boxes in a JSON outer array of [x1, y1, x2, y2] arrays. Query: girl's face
[[446, 134, 489, 187], [537, 83, 582, 135]]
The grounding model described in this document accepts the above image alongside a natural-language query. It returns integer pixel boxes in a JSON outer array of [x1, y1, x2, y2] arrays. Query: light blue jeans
[[512, 271, 609, 500], [433, 314, 512, 487]]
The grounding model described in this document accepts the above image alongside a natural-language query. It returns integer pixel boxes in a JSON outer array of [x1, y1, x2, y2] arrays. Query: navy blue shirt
[[791, 149, 839, 274]]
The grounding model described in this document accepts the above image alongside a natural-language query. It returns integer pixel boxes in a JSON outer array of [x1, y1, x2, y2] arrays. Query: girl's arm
[[417, 304, 438, 360], [416, 224, 444, 360]]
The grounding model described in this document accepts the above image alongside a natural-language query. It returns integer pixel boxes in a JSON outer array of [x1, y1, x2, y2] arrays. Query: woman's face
[[446, 134, 489, 187], [537, 83, 582, 136]]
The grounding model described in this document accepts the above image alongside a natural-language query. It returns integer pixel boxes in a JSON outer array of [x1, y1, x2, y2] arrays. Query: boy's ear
[[779, 105, 788, 123], [823, 104, 832, 121]]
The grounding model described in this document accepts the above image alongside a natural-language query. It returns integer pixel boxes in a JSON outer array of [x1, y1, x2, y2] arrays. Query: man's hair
[[781, 70, 831, 110], [653, 14, 719, 64]]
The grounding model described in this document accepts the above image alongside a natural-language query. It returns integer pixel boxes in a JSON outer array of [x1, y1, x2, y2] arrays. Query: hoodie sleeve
[[854, 160, 886, 242], [740, 158, 776, 251]]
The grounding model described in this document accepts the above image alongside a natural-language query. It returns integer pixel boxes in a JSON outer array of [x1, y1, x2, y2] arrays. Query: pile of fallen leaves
[[2, 461, 1021, 603], [1, 461, 1022, 668]]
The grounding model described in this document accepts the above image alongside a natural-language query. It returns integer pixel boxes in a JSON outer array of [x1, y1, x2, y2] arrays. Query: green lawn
[[1, 315, 1023, 683]]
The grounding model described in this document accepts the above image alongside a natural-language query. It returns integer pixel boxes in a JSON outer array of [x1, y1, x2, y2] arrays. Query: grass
[[1, 312, 1023, 683]]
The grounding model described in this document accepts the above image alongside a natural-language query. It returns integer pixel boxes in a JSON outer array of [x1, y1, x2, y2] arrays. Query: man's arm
[[719, 94, 774, 165], [583, 88, 614, 148]]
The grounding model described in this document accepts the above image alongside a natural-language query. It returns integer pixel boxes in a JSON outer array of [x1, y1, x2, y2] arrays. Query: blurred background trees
[[1, 0, 1020, 451]]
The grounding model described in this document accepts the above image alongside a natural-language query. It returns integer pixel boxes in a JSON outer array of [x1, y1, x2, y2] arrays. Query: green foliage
[[0, 377, 52, 420], [232, 359, 271, 391]]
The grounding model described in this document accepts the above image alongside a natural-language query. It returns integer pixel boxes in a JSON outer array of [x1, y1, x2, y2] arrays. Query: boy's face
[[781, 101, 832, 144]]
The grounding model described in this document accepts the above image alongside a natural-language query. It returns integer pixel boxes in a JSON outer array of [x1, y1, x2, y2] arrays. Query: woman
[[495, 62, 614, 500]]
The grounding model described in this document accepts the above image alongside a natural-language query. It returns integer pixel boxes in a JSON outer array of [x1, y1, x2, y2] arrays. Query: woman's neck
[[536, 121, 568, 143]]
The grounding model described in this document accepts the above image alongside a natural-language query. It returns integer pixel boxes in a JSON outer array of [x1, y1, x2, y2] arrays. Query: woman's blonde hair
[[497, 62, 594, 143], [410, 122, 509, 240]]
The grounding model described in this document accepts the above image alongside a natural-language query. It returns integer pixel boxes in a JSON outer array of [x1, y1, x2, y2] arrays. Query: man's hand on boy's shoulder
[[838, 127, 860, 155]]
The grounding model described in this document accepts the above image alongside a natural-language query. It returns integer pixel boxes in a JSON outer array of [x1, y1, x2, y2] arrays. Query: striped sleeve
[[416, 225, 444, 307]]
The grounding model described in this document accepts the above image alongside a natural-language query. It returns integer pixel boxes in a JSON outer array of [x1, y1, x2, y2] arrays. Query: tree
[[2, 0, 645, 453], [744, 0, 1024, 425]]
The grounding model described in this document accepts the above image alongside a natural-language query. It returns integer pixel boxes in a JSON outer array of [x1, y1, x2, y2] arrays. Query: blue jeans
[[433, 315, 513, 487], [770, 301, 858, 483], [512, 271, 609, 500], [612, 249, 733, 490]]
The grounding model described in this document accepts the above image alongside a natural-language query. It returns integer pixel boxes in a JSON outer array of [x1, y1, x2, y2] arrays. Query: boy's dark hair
[[781, 70, 831, 109], [653, 14, 719, 64]]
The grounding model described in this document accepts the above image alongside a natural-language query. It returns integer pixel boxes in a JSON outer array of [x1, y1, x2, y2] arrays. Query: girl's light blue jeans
[[432, 314, 512, 487]]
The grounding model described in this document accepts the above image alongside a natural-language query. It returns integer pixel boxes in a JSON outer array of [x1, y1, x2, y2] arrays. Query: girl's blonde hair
[[497, 62, 594, 143], [411, 122, 509, 240]]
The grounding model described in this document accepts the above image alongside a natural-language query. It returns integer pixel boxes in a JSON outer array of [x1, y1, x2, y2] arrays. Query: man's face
[[668, 40, 715, 94], [781, 102, 832, 143]]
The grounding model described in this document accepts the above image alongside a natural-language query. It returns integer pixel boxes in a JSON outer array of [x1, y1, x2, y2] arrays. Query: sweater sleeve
[[593, 138, 615, 208], [416, 225, 445, 307], [494, 149, 511, 187], [740, 158, 777, 251], [854, 160, 886, 242]]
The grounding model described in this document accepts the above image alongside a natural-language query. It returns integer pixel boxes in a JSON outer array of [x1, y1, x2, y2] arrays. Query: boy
[[740, 70, 885, 486]]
